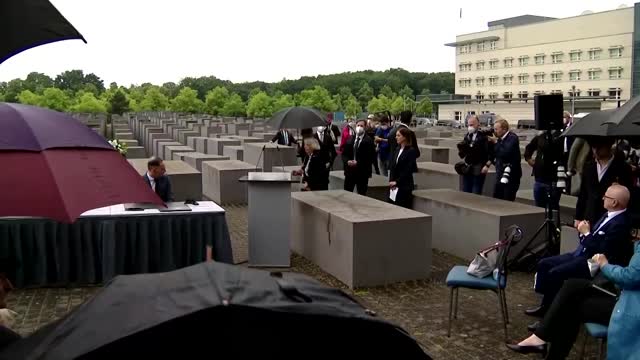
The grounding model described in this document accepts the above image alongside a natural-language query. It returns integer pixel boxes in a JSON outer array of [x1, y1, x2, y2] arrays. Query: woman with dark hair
[[293, 138, 329, 191], [507, 215, 640, 359], [388, 127, 418, 208]]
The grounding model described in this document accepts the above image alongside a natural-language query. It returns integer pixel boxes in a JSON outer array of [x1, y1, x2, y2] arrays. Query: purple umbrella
[[0, 103, 112, 151]]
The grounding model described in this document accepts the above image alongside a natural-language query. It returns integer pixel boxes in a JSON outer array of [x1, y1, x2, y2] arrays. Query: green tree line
[[0, 68, 450, 117]]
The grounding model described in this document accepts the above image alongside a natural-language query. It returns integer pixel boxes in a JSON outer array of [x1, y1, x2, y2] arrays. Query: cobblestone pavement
[[6, 205, 602, 359]]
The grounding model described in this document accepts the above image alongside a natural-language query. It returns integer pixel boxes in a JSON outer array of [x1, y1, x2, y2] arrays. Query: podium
[[239, 172, 299, 267]]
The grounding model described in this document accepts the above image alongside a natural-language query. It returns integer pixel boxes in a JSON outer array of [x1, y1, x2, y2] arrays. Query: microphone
[[256, 144, 266, 172]]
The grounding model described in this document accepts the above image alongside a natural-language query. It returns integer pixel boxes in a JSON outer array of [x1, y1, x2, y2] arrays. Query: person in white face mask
[[342, 119, 377, 195], [456, 115, 490, 195], [339, 118, 357, 154], [313, 124, 337, 170]]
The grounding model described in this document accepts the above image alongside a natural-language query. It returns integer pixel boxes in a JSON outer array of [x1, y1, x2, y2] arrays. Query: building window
[[551, 53, 563, 64], [477, 42, 485, 52], [568, 89, 581, 97], [476, 93, 485, 100], [588, 69, 601, 80], [459, 64, 465, 72], [588, 89, 601, 97], [518, 74, 529, 84], [454, 111, 462, 121], [609, 68, 623, 79], [476, 78, 485, 87], [489, 92, 498, 99], [551, 72, 562, 82], [551, 90, 563, 96], [503, 92, 513, 99], [518, 91, 529, 99], [534, 55, 545, 65], [459, 63, 472, 71], [608, 88, 622, 99], [459, 44, 472, 54], [476, 61, 485, 70], [489, 59, 499, 69], [589, 49, 602, 60], [609, 46, 623, 58], [570, 50, 582, 62], [458, 79, 472, 88], [569, 70, 581, 81], [503, 75, 513, 85], [504, 58, 513, 68], [490, 41, 497, 50], [519, 56, 529, 66], [489, 76, 498, 86], [534, 73, 545, 83], [534, 90, 545, 96]]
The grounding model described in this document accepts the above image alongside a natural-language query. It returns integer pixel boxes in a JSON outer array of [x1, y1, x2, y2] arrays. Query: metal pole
[[571, 85, 576, 115]]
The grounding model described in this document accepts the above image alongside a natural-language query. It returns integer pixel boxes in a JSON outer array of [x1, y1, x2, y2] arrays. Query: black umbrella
[[0, 262, 431, 359], [0, 0, 86, 64], [562, 109, 617, 138], [603, 96, 640, 137], [267, 106, 327, 129]]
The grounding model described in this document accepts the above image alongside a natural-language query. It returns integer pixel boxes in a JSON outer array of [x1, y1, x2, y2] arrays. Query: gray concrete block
[[127, 159, 202, 201], [252, 132, 276, 141], [427, 130, 453, 138], [417, 145, 449, 164], [126, 146, 147, 159], [178, 130, 201, 145], [291, 190, 432, 288], [120, 139, 139, 148], [201, 125, 224, 137], [180, 152, 230, 172], [186, 136, 209, 154], [328, 171, 389, 202], [227, 123, 250, 135], [520, 160, 534, 190], [154, 140, 181, 159], [242, 142, 298, 172], [223, 145, 244, 161], [560, 226, 579, 255], [115, 132, 134, 140], [205, 138, 241, 156], [223, 136, 265, 145], [412, 189, 544, 260], [516, 189, 577, 225], [149, 133, 173, 156], [202, 160, 255, 204], [414, 162, 497, 196]]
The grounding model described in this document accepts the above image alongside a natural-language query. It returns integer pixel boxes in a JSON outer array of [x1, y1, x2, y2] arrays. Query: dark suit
[[534, 211, 631, 308], [389, 146, 418, 208], [575, 155, 633, 224], [458, 131, 489, 195], [301, 153, 329, 191], [314, 130, 337, 170], [271, 130, 297, 146], [342, 134, 376, 195], [491, 131, 522, 201], [143, 174, 173, 203], [328, 124, 340, 144], [388, 124, 421, 159]]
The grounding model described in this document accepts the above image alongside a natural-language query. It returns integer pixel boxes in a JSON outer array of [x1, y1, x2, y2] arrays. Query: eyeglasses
[[603, 195, 615, 200]]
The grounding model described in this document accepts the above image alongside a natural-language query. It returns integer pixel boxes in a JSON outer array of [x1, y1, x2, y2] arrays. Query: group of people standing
[[276, 111, 420, 208]]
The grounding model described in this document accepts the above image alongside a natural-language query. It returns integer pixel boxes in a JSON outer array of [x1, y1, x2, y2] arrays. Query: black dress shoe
[[506, 343, 547, 357], [524, 305, 547, 318], [528, 321, 540, 332]]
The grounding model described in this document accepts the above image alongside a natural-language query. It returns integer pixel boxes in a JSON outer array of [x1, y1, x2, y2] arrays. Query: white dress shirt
[[146, 172, 156, 191], [583, 208, 626, 237], [596, 156, 614, 182]]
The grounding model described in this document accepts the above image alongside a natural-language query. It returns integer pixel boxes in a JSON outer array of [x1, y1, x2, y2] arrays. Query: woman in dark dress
[[293, 138, 329, 191], [388, 127, 418, 208]]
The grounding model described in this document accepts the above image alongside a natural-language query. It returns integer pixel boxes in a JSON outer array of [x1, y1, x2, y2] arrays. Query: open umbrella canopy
[[0, 261, 431, 359], [0, 0, 86, 64], [0, 103, 111, 151], [602, 96, 640, 137], [266, 106, 327, 129], [562, 109, 617, 138], [0, 149, 163, 223]]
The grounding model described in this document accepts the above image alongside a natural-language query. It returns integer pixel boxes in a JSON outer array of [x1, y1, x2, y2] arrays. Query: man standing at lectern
[[143, 157, 173, 203]]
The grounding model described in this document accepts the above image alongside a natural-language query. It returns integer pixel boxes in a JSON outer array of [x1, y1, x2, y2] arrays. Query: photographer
[[483, 118, 522, 201], [524, 130, 564, 209], [457, 115, 489, 195]]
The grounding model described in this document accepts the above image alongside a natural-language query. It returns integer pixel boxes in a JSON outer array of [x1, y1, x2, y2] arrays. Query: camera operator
[[457, 115, 490, 195], [483, 118, 522, 201], [524, 130, 564, 210]]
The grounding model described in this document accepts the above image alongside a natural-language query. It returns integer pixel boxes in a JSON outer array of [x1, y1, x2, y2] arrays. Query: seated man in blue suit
[[526, 184, 632, 320], [143, 157, 173, 203]]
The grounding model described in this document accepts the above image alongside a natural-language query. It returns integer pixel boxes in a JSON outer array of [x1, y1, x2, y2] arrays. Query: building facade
[[439, 5, 636, 124]]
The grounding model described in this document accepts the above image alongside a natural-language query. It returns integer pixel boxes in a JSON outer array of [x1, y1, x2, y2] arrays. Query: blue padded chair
[[446, 225, 523, 341], [580, 322, 608, 360]]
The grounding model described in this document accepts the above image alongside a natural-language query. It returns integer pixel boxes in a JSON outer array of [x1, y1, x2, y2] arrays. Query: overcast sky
[[0, 0, 622, 86]]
